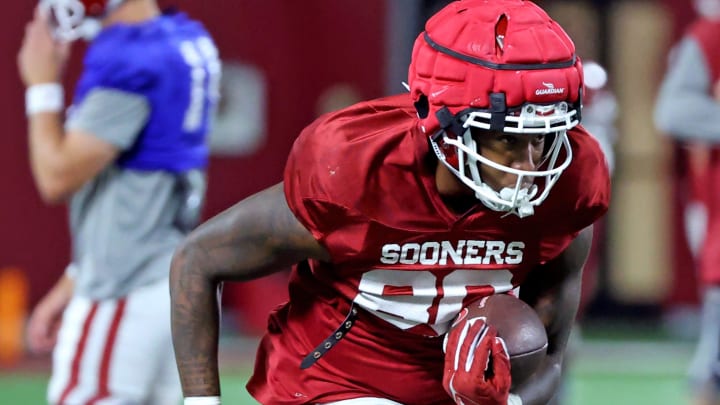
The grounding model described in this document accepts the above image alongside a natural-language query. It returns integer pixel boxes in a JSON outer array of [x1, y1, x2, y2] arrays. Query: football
[[460, 293, 548, 387]]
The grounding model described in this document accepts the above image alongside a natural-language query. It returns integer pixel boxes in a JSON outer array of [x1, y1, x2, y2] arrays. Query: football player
[[170, 1, 610, 404], [655, 1, 720, 404], [18, 0, 219, 403]]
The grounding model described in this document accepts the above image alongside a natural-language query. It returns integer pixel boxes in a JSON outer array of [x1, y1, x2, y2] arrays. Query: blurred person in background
[[170, 1, 610, 404], [17, 0, 219, 403], [655, 0, 720, 404]]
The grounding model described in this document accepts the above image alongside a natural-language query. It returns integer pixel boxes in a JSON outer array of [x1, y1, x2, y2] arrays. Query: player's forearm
[[27, 112, 70, 203], [516, 264, 582, 404], [50, 273, 74, 303], [169, 183, 328, 396], [512, 353, 562, 405], [513, 294, 577, 404], [515, 227, 590, 404], [169, 246, 222, 397]]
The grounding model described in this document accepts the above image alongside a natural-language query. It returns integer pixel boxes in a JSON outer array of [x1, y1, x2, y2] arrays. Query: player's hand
[[18, 6, 70, 87], [26, 275, 73, 354], [442, 315, 511, 405]]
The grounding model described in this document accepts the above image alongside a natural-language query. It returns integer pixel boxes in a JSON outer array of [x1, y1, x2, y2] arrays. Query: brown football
[[460, 294, 548, 388]]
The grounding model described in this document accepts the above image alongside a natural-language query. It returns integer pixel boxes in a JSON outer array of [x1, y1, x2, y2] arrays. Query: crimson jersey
[[247, 94, 610, 404]]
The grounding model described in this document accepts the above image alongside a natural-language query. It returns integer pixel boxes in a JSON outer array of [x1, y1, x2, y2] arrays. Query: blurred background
[[0, 0, 706, 404]]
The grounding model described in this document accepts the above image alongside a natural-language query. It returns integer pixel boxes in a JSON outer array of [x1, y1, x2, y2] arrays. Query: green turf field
[[0, 337, 692, 404]]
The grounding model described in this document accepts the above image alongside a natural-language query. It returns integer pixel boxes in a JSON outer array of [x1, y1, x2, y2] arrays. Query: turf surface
[[0, 338, 692, 404]]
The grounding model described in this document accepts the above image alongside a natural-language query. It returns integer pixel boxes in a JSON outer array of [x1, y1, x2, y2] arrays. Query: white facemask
[[429, 102, 577, 218]]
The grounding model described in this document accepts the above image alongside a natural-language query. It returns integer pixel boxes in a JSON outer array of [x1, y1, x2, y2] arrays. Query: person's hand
[[443, 315, 511, 405], [714, 78, 720, 102], [18, 6, 70, 87], [26, 275, 73, 354]]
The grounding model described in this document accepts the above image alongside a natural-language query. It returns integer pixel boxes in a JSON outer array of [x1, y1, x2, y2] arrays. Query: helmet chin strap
[[476, 183, 538, 218]]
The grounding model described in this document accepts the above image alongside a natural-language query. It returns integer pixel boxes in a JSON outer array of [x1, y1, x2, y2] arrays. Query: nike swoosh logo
[[431, 87, 450, 98]]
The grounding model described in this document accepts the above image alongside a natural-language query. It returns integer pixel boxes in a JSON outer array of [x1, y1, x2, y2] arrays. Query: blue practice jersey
[[72, 11, 219, 172]]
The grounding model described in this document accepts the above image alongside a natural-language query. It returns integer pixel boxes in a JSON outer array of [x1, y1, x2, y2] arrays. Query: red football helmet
[[408, 0, 584, 217], [40, 0, 126, 41]]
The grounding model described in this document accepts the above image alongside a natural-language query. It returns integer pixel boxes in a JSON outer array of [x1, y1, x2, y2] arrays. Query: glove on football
[[442, 315, 512, 405]]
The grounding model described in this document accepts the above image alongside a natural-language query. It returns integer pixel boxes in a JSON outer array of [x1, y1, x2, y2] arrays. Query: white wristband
[[184, 397, 220, 405], [25, 83, 64, 116], [508, 393, 523, 405]]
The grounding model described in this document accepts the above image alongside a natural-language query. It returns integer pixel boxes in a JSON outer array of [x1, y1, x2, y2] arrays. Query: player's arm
[[27, 114, 120, 203], [19, 7, 122, 203], [26, 87, 149, 203], [170, 182, 329, 398], [514, 225, 593, 405]]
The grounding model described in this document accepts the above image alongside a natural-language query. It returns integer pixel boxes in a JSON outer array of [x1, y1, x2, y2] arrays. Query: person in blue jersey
[[18, 1, 220, 403]]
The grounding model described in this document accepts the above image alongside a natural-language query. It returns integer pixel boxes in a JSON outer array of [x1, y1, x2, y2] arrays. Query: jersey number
[[355, 269, 514, 333], [178, 37, 221, 132]]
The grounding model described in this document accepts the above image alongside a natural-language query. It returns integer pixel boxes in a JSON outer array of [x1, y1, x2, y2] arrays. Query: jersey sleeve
[[65, 89, 150, 149], [68, 38, 157, 148], [284, 95, 441, 260], [566, 127, 612, 233], [536, 128, 611, 263], [285, 117, 340, 243], [283, 112, 375, 260]]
